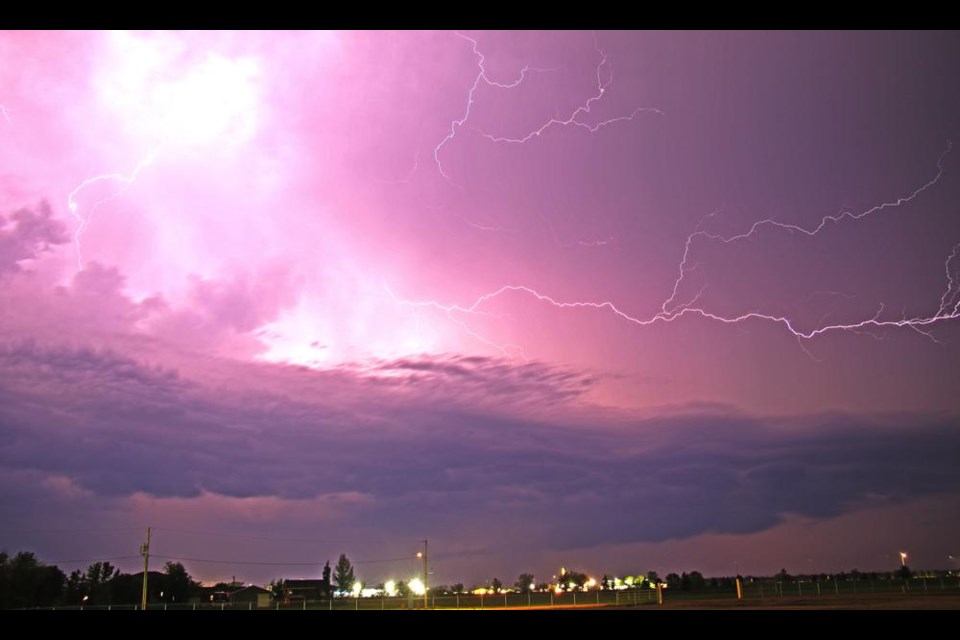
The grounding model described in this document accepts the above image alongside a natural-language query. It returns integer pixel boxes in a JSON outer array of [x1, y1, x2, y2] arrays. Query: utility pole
[[422, 539, 428, 610], [140, 527, 151, 611]]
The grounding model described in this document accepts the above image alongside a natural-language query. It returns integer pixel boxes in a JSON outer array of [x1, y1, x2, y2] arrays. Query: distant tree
[[536, 582, 550, 592], [86, 561, 118, 585], [334, 554, 355, 594], [515, 573, 535, 594], [897, 565, 913, 580], [322, 561, 332, 597], [687, 571, 706, 591], [665, 573, 681, 588], [491, 577, 503, 593], [451, 583, 465, 595], [646, 571, 660, 585], [558, 570, 588, 591], [64, 569, 86, 605], [775, 568, 792, 583], [163, 561, 196, 603], [84, 561, 119, 604], [0, 551, 65, 609], [395, 580, 410, 598]]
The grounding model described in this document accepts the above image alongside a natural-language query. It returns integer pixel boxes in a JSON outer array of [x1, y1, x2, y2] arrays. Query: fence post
[[456, 594, 460, 609]]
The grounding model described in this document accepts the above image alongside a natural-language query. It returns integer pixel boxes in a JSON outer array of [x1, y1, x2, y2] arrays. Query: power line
[[45, 555, 141, 564], [0, 527, 142, 534], [151, 527, 387, 544], [152, 553, 419, 567]]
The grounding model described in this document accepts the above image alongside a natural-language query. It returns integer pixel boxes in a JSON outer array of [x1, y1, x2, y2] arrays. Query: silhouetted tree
[[515, 573, 535, 594], [163, 561, 196, 603], [897, 565, 913, 580], [451, 583, 465, 594], [0, 551, 65, 609], [775, 568, 792, 583], [322, 561, 332, 597], [64, 569, 86, 605], [666, 573, 681, 588], [334, 554, 355, 594], [491, 577, 503, 593], [688, 571, 706, 590], [646, 571, 660, 585], [85, 561, 118, 604]]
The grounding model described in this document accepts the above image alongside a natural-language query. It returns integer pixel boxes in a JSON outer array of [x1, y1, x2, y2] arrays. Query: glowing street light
[[384, 580, 397, 597], [409, 578, 425, 596], [900, 552, 908, 567]]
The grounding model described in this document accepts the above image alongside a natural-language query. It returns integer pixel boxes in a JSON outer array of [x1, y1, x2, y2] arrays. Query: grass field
[[42, 580, 960, 610]]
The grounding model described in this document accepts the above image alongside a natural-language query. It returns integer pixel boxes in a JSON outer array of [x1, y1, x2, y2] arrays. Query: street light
[[900, 552, 908, 567]]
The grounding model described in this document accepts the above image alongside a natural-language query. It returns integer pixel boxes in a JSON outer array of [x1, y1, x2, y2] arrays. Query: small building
[[282, 579, 331, 603], [230, 585, 272, 608]]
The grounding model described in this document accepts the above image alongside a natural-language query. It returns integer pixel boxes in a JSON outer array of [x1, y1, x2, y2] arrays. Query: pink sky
[[1, 30, 959, 586]]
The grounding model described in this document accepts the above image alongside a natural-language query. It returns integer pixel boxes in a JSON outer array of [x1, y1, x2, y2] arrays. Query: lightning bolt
[[385, 284, 527, 360], [391, 144, 960, 358], [539, 211, 617, 249], [67, 146, 162, 270], [432, 31, 553, 182], [480, 31, 662, 145]]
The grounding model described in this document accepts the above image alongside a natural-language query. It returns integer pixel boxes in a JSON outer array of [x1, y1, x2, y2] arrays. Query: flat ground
[[628, 592, 960, 609]]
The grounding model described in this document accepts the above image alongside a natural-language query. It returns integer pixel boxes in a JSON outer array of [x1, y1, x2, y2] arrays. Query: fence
[[34, 576, 960, 610]]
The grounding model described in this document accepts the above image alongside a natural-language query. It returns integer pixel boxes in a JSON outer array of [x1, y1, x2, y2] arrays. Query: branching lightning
[[480, 33, 662, 145], [433, 32, 549, 182], [393, 143, 960, 357], [67, 146, 161, 270], [433, 31, 661, 180]]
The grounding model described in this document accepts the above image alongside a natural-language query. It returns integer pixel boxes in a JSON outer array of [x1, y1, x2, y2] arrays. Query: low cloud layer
[[2, 335, 958, 552]]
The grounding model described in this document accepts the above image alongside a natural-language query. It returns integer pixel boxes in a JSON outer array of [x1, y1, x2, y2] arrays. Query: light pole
[[417, 539, 428, 609], [900, 552, 908, 568]]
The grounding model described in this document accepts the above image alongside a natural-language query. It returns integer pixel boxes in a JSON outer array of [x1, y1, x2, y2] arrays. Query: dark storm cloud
[[0, 201, 69, 274], [1, 339, 957, 548]]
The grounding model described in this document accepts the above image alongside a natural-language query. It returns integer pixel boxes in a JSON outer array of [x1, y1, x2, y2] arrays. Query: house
[[229, 585, 272, 608]]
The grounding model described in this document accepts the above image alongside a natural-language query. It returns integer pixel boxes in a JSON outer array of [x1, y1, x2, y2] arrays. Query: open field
[[637, 592, 960, 610], [35, 588, 960, 610]]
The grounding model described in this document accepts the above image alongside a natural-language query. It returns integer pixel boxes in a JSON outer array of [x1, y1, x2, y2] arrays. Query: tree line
[[0, 551, 197, 609], [0, 548, 925, 609]]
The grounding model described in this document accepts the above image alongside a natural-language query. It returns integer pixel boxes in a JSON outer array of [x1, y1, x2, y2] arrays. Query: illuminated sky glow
[[1, 30, 959, 585]]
